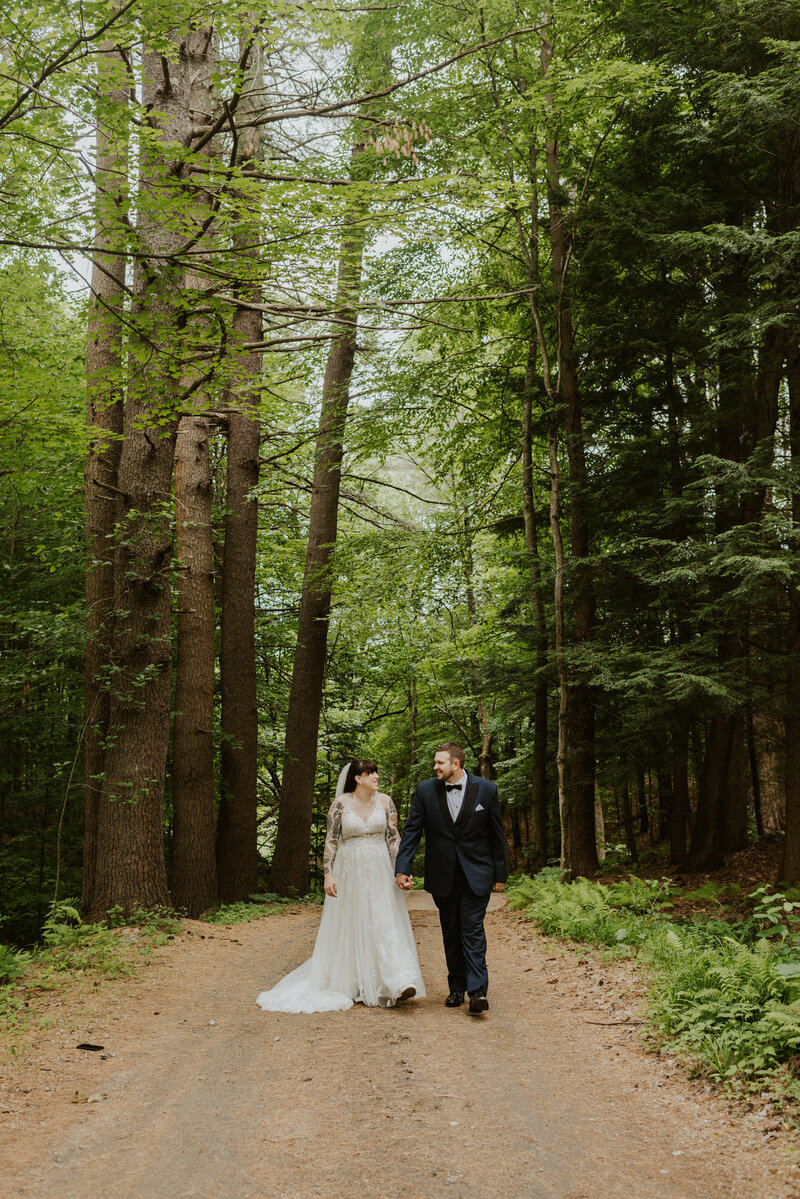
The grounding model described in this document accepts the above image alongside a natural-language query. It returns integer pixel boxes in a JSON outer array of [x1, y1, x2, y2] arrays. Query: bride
[[256, 759, 426, 1013]]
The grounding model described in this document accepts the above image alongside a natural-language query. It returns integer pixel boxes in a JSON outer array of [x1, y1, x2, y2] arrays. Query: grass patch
[[201, 893, 294, 924], [507, 870, 800, 1107]]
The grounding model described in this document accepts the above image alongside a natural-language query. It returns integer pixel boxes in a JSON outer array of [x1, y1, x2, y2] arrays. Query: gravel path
[[2, 899, 799, 1199]]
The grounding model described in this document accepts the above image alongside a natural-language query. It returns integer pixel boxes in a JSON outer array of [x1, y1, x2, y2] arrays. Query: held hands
[[324, 874, 337, 898], [394, 875, 502, 893]]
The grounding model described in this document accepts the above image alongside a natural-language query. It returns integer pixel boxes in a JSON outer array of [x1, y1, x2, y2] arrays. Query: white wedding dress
[[256, 793, 425, 1013]]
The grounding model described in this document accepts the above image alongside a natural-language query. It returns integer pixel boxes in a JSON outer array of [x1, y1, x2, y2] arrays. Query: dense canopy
[[0, 0, 799, 939]]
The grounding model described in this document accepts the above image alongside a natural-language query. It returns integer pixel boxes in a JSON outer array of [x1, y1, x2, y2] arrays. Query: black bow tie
[[445, 783, 463, 792]]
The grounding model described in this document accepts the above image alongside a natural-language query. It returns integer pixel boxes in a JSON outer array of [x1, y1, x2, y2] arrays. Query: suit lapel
[[455, 773, 479, 834], [435, 779, 455, 831]]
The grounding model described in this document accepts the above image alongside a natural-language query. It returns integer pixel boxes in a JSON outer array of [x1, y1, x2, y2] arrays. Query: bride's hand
[[324, 874, 337, 897]]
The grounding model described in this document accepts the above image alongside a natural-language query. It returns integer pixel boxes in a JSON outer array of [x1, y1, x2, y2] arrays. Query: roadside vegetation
[[0, 895, 297, 1054], [507, 869, 800, 1112]]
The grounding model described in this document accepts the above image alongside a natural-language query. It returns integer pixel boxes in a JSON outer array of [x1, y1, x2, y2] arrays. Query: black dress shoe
[[468, 991, 489, 1014], [445, 990, 465, 1007]]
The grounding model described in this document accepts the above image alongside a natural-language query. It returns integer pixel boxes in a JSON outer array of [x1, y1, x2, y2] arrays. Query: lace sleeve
[[323, 797, 345, 876], [383, 795, 400, 864]]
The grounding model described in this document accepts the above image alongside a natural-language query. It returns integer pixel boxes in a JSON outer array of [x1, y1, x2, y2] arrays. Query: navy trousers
[[433, 859, 491, 996]]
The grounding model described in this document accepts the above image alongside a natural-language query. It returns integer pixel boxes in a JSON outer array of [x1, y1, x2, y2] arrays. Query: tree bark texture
[[637, 769, 649, 835], [664, 338, 691, 865], [670, 717, 690, 864], [170, 28, 219, 917], [522, 374, 549, 871], [216, 36, 265, 903], [780, 350, 800, 882], [409, 676, 419, 787], [746, 705, 764, 839], [620, 781, 638, 865], [541, 29, 597, 879], [752, 713, 784, 834], [463, 526, 494, 780], [722, 711, 749, 853], [270, 212, 367, 896], [657, 772, 673, 844], [83, 40, 128, 913], [172, 406, 217, 914], [86, 35, 197, 920], [548, 417, 570, 872]]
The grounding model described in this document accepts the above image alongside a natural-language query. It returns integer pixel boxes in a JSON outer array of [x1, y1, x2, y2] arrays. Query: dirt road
[[2, 900, 798, 1199]]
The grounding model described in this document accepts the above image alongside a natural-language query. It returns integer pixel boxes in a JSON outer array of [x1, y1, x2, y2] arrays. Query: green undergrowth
[[0, 891, 304, 1054], [201, 893, 294, 923], [507, 870, 800, 1109], [0, 900, 182, 1053]]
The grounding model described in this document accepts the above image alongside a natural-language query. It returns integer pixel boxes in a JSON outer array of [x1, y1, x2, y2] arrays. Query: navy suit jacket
[[395, 773, 508, 897]]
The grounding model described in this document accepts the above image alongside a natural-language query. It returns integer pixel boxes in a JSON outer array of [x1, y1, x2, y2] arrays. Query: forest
[[1, 0, 799, 945]]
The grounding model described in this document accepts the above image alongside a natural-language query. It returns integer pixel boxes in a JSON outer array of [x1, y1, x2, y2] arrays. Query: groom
[[395, 743, 507, 1014]]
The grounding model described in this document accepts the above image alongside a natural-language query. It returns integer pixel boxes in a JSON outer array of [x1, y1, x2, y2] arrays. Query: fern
[[510, 870, 800, 1087]]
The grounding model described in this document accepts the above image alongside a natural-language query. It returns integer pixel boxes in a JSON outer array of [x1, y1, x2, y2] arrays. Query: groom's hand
[[493, 882, 505, 893], [395, 873, 413, 891]]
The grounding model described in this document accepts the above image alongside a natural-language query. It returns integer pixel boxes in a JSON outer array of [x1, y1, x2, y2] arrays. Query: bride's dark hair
[[343, 758, 378, 793]]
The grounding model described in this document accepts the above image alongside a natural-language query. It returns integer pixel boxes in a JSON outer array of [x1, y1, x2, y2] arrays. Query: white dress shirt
[[445, 772, 467, 822]]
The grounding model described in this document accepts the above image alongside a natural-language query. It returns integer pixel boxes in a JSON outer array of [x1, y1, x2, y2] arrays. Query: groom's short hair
[[436, 742, 465, 766]]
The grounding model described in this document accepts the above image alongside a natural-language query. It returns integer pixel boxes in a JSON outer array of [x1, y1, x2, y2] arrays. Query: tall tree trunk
[[541, 29, 597, 878], [549, 416, 570, 872], [595, 790, 606, 862], [780, 350, 800, 882], [488, 43, 552, 870], [270, 201, 367, 896], [170, 28, 218, 917], [637, 768, 649, 835], [463, 525, 494, 779], [522, 366, 549, 871], [486, 38, 550, 867], [86, 34, 197, 921], [476, 700, 493, 780], [689, 715, 732, 871], [723, 712, 749, 853], [664, 333, 691, 866], [670, 717, 690, 864], [409, 676, 418, 787], [216, 407, 261, 902], [216, 35, 264, 903], [620, 780, 639, 865], [746, 705, 764, 839], [83, 39, 128, 913], [657, 771, 673, 843], [172, 406, 217, 913]]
